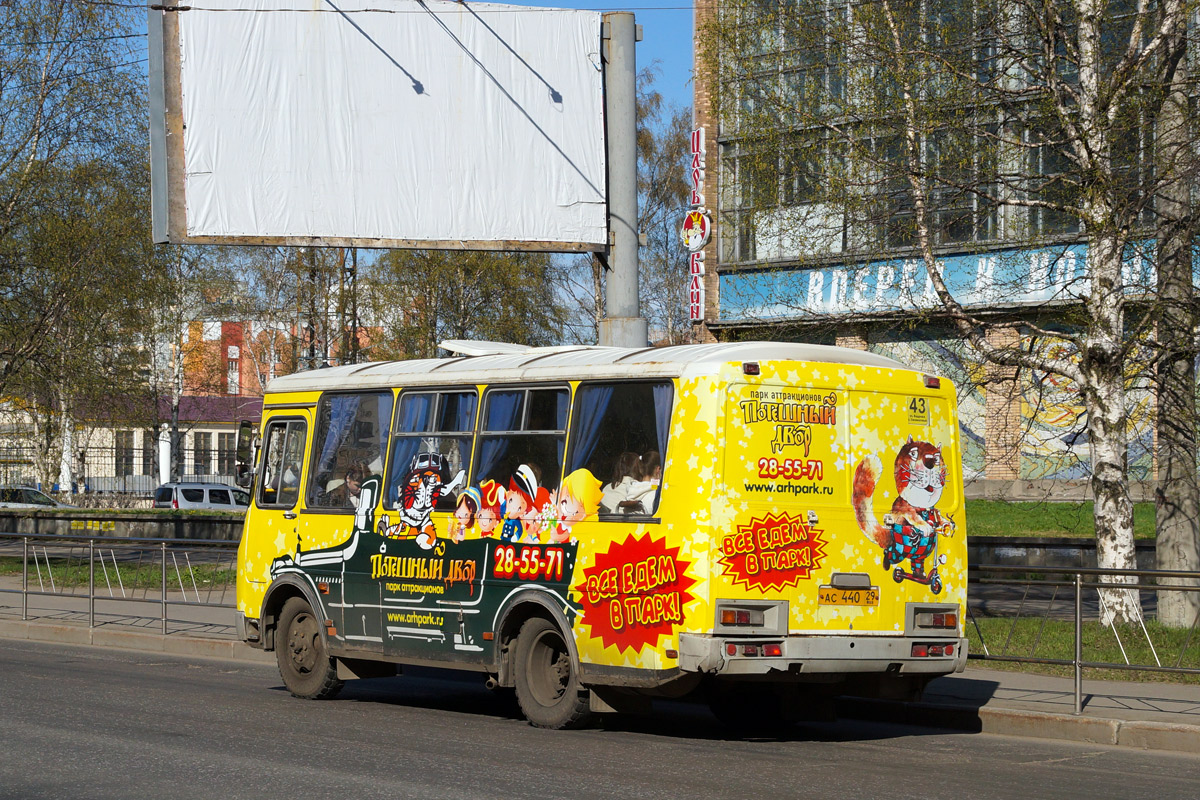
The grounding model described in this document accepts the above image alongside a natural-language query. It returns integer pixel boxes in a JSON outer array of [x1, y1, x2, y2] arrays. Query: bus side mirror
[[235, 420, 256, 488]]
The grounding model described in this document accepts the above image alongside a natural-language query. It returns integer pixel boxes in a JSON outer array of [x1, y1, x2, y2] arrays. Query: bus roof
[[266, 341, 910, 394]]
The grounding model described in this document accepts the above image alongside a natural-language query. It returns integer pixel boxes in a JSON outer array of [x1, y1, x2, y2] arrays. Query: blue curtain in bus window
[[397, 393, 433, 433], [484, 391, 523, 431], [318, 395, 361, 474], [653, 383, 672, 459], [386, 437, 425, 505], [555, 389, 570, 429], [438, 392, 477, 433], [566, 385, 613, 471], [475, 437, 510, 485]]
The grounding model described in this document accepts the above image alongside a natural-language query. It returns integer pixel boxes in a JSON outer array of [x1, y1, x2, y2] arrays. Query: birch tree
[[703, 0, 1200, 623]]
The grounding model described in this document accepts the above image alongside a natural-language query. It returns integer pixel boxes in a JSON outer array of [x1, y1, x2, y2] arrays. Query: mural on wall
[[871, 333, 1154, 481], [871, 333, 985, 478]]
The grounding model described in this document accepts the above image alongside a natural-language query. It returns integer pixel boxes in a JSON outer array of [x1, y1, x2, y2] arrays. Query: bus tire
[[513, 617, 592, 729], [276, 597, 343, 700]]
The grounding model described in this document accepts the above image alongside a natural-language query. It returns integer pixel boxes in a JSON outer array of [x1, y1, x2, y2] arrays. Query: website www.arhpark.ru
[[387, 611, 444, 627], [743, 481, 834, 496]]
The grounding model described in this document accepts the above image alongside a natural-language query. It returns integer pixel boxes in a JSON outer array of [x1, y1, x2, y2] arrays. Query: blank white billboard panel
[[150, 1, 607, 250]]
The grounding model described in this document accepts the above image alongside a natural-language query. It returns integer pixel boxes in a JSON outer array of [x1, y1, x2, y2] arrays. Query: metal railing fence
[[967, 563, 1200, 713], [4, 532, 1198, 717], [0, 532, 238, 634], [0, 443, 237, 495]]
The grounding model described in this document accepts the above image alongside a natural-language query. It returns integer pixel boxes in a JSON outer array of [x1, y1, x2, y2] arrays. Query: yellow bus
[[235, 340, 967, 729]]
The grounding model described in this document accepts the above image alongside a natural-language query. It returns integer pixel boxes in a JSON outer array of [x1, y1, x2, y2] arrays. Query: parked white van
[[153, 482, 250, 512]]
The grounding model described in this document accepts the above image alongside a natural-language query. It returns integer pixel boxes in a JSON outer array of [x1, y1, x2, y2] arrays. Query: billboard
[[149, 1, 607, 251]]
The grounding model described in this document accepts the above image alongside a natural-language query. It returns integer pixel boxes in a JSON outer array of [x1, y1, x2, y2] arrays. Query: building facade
[[690, 0, 1175, 488]]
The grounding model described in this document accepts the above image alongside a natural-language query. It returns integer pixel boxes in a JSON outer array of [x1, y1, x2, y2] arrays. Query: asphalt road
[[1, 641, 1198, 800]]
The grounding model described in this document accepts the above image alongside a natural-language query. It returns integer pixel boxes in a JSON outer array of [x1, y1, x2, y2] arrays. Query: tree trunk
[[1154, 33, 1200, 628], [1084, 234, 1142, 625]]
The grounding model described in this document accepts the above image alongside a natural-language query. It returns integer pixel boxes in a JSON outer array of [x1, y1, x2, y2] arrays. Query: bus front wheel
[[513, 617, 592, 729], [276, 597, 343, 700]]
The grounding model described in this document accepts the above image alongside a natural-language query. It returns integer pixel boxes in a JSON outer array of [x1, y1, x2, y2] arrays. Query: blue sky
[[512, 2, 697, 114]]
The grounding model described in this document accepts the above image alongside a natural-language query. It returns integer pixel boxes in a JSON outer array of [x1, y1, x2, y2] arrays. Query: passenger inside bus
[[599, 452, 657, 515], [324, 461, 368, 508]]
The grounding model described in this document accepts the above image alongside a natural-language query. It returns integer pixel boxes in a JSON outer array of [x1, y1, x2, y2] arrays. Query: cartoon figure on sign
[[550, 468, 603, 543], [448, 486, 481, 543], [852, 437, 955, 593], [477, 480, 504, 537], [680, 210, 710, 251], [501, 465, 538, 543], [396, 453, 464, 550]]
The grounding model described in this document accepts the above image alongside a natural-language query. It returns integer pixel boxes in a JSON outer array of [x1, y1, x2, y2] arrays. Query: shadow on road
[[267, 666, 990, 744]]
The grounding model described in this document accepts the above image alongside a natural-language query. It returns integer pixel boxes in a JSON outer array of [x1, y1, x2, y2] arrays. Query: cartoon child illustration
[[523, 485, 554, 544], [549, 468, 603, 543], [477, 480, 504, 537], [852, 436, 955, 594], [397, 453, 464, 550], [501, 465, 538, 543], [448, 486, 481, 543]]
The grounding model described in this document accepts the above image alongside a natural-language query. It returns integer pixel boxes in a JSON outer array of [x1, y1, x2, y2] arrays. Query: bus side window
[[258, 419, 307, 508], [307, 392, 395, 512], [385, 390, 478, 512], [474, 387, 568, 504], [565, 381, 673, 518]]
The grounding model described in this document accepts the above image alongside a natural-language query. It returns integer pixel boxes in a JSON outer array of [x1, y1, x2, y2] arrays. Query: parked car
[[0, 485, 74, 509], [153, 482, 250, 512]]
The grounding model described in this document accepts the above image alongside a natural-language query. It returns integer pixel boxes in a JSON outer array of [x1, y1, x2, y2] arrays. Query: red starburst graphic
[[718, 512, 828, 592], [575, 533, 697, 655]]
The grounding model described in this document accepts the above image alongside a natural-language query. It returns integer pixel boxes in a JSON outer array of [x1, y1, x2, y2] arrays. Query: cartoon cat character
[[852, 437, 955, 593], [396, 453, 464, 550]]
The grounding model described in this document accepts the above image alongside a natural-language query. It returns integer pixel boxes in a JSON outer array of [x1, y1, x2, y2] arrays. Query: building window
[[141, 430, 157, 477], [227, 359, 239, 395], [194, 432, 212, 476], [115, 431, 134, 478], [217, 432, 235, 476]]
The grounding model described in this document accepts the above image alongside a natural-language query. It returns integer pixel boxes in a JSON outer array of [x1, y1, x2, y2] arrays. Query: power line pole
[[598, 12, 648, 348]]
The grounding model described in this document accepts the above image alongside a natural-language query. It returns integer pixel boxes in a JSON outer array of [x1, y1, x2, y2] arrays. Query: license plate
[[818, 586, 879, 606]]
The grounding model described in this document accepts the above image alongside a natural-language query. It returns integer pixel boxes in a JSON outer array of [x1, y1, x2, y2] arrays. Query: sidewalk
[[1, 588, 1198, 753]]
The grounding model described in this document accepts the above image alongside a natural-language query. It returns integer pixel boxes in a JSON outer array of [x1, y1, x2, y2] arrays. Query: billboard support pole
[[599, 13, 649, 349]]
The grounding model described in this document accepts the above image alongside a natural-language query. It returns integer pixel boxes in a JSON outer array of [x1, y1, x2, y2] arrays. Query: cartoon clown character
[[680, 210, 710, 251], [501, 465, 538, 543], [549, 468, 603, 544]]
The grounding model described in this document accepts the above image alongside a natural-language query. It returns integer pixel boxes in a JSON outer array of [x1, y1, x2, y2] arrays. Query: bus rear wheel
[[513, 617, 592, 729], [276, 597, 343, 700]]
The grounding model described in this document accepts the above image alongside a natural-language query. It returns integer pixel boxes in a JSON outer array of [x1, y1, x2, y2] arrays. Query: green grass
[[965, 499, 1157, 539], [966, 616, 1200, 683], [0, 556, 236, 591]]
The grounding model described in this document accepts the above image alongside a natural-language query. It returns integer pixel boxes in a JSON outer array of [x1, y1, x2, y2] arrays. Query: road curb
[[0, 619, 273, 666], [840, 696, 1200, 754]]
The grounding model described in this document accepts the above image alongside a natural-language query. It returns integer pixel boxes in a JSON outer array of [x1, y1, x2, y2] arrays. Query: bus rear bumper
[[678, 633, 969, 677]]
